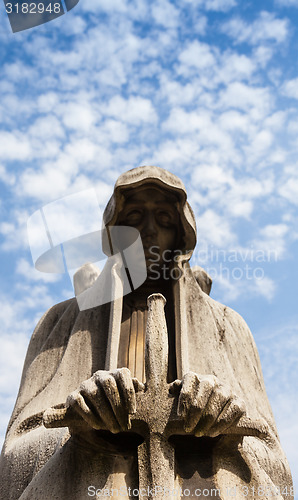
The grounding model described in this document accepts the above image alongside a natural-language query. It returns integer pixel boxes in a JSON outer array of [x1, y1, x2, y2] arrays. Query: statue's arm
[[173, 301, 293, 496], [226, 309, 293, 495], [0, 299, 75, 500]]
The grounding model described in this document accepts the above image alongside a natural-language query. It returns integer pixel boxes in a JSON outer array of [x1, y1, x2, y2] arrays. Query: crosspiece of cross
[[43, 293, 268, 499]]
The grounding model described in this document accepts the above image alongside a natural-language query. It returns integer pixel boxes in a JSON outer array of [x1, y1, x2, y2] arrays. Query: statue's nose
[[142, 213, 158, 238]]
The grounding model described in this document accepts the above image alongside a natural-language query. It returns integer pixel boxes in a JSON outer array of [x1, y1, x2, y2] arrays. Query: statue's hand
[[170, 372, 246, 438], [66, 368, 145, 434]]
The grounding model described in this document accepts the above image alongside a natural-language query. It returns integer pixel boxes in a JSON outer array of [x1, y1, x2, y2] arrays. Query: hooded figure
[[0, 166, 293, 500]]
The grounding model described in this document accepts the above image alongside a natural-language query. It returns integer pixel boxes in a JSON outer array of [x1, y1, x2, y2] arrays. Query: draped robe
[[0, 262, 293, 500]]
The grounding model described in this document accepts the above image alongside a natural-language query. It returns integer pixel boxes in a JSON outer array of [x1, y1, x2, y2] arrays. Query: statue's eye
[[157, 211, 173, 227], [126, 210, 142, 224]]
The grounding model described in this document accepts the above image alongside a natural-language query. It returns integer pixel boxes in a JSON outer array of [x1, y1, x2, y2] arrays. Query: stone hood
[[102, 165, 197, 257]]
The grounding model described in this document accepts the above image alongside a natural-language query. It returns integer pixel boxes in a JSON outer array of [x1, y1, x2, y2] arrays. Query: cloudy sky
[[0, 0, 297, 494]]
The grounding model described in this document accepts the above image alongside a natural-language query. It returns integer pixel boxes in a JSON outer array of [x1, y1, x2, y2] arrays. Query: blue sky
[[0, 0, 297, 494]]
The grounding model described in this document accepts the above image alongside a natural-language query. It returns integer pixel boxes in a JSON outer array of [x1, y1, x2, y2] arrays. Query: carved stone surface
[[0, 166, 293, 500]]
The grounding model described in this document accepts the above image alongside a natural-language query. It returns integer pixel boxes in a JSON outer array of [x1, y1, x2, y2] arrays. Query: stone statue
[[0, 166, 293, 499]]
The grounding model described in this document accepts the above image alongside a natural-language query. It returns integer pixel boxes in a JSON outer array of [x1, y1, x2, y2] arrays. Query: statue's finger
[[132, 377, 145, 393], [114, 368, 137, 417], [178, 375, 215, 432], [78, 379, 121, 432], [66, 391, 105, 430], [183, 381, 214, 433], [194, 384, 231, 437], [207, 397, 246, 438], [177, 372, 200, 418], [169, 379, 182, 395], [96, 372, 127, 431]]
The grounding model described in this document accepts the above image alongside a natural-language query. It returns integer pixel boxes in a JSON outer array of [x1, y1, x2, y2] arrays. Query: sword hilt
[[145, 293, 168, 390]]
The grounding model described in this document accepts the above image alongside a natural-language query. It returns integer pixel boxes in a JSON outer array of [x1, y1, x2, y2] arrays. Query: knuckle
[[125, 385, 135, 397], [208, 374, 219, 386], [66, 391, 79, 407], [233, 397, 246, 415], [119, 367, 131, 377], [93, 370, 107, 383], [179, 391, 196, 410], [201, 378, 214, 392], [79, 381, 88, 393], [180, 385, 193, 399], [79, 379, 97, 396], [101, 374, 115, 390], [115, 369, 133, 387], [217, 385, 231, 402], [182, 371, 196, 384]]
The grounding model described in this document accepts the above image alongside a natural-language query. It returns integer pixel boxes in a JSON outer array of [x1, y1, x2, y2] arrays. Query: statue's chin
[[145, 261, 173, 282]]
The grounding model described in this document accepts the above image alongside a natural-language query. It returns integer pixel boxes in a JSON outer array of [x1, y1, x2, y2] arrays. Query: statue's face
[[117, 186, 180, 272]]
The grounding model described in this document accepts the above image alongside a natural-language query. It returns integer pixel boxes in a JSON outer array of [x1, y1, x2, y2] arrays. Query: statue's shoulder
[[35, 296, 77, 329], [203, 291, 254, 341], [190, 266, 251, 331], [29, 296, 78, 348]]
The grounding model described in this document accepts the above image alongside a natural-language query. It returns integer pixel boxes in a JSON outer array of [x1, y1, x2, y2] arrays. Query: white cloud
[[192, 163, 234, 189], [82, 0, 128, 13], [163, 108, 235, 155], [261, 223, 289, 239], [253, 46, 274, 67], [159, 76, 203, 106], [28, 115, 65, 141], [198, 268, 276, 303], [281, 77, 298, 99], [192, 165, 255, 218], [150, 138, 201, 172], [218, 110, 251, 133], [16, 258, 62, 284], [275, 0, 298, 5], [59, 13, 87, 36], [246, 129, 274, 160], [0, 131, 32, 161], [217, 52, 256, 84], [0, 210, 30, 252], [37, 92, 60, 113], [103, 95, 158, 125], [279, 176, 298, 205], [204, 0, 237, 11], [218, 82, 273, 118], [252, 224, 289, 259], [101, 120, 129, 144], [178, 41, 217, 75], [60, 102, 97, 132], [19, 166, 73, 201], [191, 163, 274, 220], [264, 110, 287, 131], [4, 61, 37, 82], [196, 209, 236, 247], [252, 275, 276, 301], [64, 140, 111, 168], [184, 0, 237, 12], [257, 323, 298, 486], [0, 164, 16, 186], [222, 11, 289, 45], [152, 0, 179, 29]]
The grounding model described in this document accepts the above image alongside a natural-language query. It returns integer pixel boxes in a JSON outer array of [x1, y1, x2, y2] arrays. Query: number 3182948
[[5, 3, 62, 14]]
